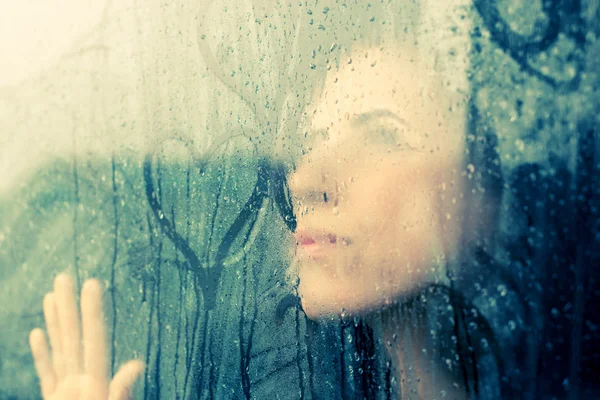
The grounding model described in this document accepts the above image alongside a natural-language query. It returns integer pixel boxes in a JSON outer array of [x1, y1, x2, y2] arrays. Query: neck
[[371, 304, 469, 400]]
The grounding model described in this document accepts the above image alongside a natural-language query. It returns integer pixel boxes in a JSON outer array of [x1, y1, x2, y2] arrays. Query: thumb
[[108, 360, 145, 400]]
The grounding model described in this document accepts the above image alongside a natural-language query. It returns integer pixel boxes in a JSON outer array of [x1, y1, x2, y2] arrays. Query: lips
[[294, 229, 342, 260], [300, 236, 316, 245], [295, 229, 337, 246]]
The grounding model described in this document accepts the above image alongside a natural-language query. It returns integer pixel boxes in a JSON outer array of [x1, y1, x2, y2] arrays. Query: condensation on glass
[[0, 0, 598, 399]]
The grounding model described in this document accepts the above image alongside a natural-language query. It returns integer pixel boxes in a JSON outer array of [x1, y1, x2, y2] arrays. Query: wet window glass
[[1, 1, 599, 399]]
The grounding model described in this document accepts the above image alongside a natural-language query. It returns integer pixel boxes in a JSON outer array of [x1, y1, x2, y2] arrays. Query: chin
[[298, 295, 344, 321], [293, 249, 400, 320], [296, 273, 346, 320], [297, 276, 383, 321]]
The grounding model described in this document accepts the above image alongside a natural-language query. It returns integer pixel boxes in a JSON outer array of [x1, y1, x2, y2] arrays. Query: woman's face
[[289, 47, 467, 319]]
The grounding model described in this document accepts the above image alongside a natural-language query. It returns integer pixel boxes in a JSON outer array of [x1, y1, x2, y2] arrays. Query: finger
[[108, 360, 145, 400], [54, 273, 82, 374], [43, 293, 65, 380], [81, 279, 107, 383], [29, 328, 57, 399]]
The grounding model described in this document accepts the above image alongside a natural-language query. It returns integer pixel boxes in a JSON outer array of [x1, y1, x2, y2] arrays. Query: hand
[[29, 274, 144, 400]]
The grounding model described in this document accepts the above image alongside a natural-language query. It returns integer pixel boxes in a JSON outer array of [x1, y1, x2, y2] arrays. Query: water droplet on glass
[[515, 138, 525, 152], [497, 284, 507, 296]]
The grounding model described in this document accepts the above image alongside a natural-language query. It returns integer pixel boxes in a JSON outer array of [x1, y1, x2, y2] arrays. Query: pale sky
[[0, 0, 105, 87]]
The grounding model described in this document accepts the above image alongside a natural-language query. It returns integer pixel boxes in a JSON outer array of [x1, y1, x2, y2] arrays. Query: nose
[[288, 161, 338, 212]]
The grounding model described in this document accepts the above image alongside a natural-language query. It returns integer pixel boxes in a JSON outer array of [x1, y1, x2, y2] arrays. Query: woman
[[282, 2, 507, 398], [286, 45, 503, 398]]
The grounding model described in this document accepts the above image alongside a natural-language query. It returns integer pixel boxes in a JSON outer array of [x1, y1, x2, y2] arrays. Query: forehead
[[310, 47, 432, 132], [304, 46, 467, 158]]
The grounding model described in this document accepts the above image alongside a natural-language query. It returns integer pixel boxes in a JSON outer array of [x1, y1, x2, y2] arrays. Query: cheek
[[354, 164, 442, 284], [339, 172, 401, 277]]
